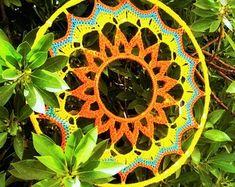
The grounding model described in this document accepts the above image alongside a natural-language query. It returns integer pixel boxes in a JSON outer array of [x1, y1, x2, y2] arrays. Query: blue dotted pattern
[[50, 2, 199, 174], [46, 107, 71, 140]]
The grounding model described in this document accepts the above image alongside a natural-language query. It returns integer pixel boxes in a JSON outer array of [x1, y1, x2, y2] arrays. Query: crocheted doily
[[30, 0, 211, 186]]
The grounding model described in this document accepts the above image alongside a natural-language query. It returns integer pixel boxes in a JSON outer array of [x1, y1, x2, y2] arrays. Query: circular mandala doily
[[30, 0, 211, 186]]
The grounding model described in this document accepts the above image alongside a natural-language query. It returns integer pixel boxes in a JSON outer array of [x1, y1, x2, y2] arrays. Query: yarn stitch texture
[[30, 0, 211, 186]]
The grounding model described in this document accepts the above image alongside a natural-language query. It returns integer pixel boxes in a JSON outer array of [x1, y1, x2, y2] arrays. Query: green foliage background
[[0, 0, 235, 186]]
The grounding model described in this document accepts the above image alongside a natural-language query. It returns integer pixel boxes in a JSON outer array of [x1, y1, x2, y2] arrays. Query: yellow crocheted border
[[31, 0, 211, 186]]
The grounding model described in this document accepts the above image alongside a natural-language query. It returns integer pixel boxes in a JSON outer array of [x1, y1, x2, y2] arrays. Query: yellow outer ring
[[30, 0, 211, 186]]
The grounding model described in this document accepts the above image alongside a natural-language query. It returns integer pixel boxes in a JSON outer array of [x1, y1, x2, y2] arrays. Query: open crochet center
[[30, 0, 210, 186]]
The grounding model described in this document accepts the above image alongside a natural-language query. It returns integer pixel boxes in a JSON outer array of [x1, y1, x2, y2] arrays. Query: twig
[[195, 69, 235, 115], [202, 50, 235, 71]]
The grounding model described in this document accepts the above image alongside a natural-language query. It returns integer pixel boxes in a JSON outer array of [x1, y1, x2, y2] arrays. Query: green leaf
[[0, 106, 9, 119], [18, 104, 33, 121], [198, 169, 213, 187], [0, 83, 16, 106], [10, 159, 55, 180], [31, 70, 69, 93], [116, 91, 136, 101], [0, 172, 6, 187], [10, 0, 22, 6], [99, 78, 108, 96], [33, 178, 60, 187], [192, 8, 217, 17], [37, 88, 59, 108], [32, 133, 65, 163], [8, 121, 18, 136], [207, 109, 225, 125], [24, 83, 45, 113], [209, 20, 221, 32], [2, 69, 21, 80], [40, 56, 68, 72], [0, 29, 9, 42], [0, 39, 22, 68], [17, 41, 31, 58], [28, 52, 48, 69], [29, 33, 54, 58], [13, 133, 24, 160], [226, 81, 235, 93], [0, 132, 7, 149], [36, 156, 66, 175], [81, 161, 125, 176], [135, 105, 146, 114], [191, 18, 213, 32], [191, 147, 201, 165], [194, 0, 219, 10], [210, 153, 235, 162], [87, 139, 108, 162], [73, 128, 98, 170], [211, 161, 235, 173], [225, 33, 235, 52], [204, 129, 232, 142], [23, 28, 39, 47], [64, 129, 83, 167], [79, 170, 113, 184]]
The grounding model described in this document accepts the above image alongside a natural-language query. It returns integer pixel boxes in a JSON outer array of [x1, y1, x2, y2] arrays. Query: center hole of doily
[[98, 58, 153, 118]]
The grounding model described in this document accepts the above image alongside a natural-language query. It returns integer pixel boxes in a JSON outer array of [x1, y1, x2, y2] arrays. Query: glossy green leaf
[[88, 139, 108, 162], [204, 129, 232, 142], [210, 153, 235, 162], [79, 170, 113, 184], [207, 109, 225, 125], [2, 69, 21, 80], [11, 159, 55, 180], [18, 104, 33, 121], [0, 83, 16, 106], [81, 161, 125, 175], [0, 106, 9, 119], [31, 70, 69, 93], [24, 83, 45, 113], [194, 0, 219, 10], [28, 51, 48, 69], [17, 41, 31, 58], [64, 129, 83, 167], [0, 29, 9, 42], [0, 172, 6, 187], [13, 133, 24, 160], [198, 169, 213, 187], [36, 156, 66, 175], [0, 132, 7, 149], [33, 178, 60, 187], [10, 0, 22, 6], [225, 33, 235, 52], [22, 28, 39, 47], [40, 55, 68, 72], [226, 81, 235, 93], [191, 147, 201, 165], [211, 161, 235, 173], [32, 133, 65, 162], [37, 88, 59, 108], [192, 8, 217, 17], [0, 39, 22, 68], [73, 128, 98, 170], [191, 18, 213, 32], [29, 33, 54, 56], [209, 20, 221, 32]]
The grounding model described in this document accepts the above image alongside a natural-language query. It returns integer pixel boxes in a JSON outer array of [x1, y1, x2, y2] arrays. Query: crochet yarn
[[30, 0, 211, 186]]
